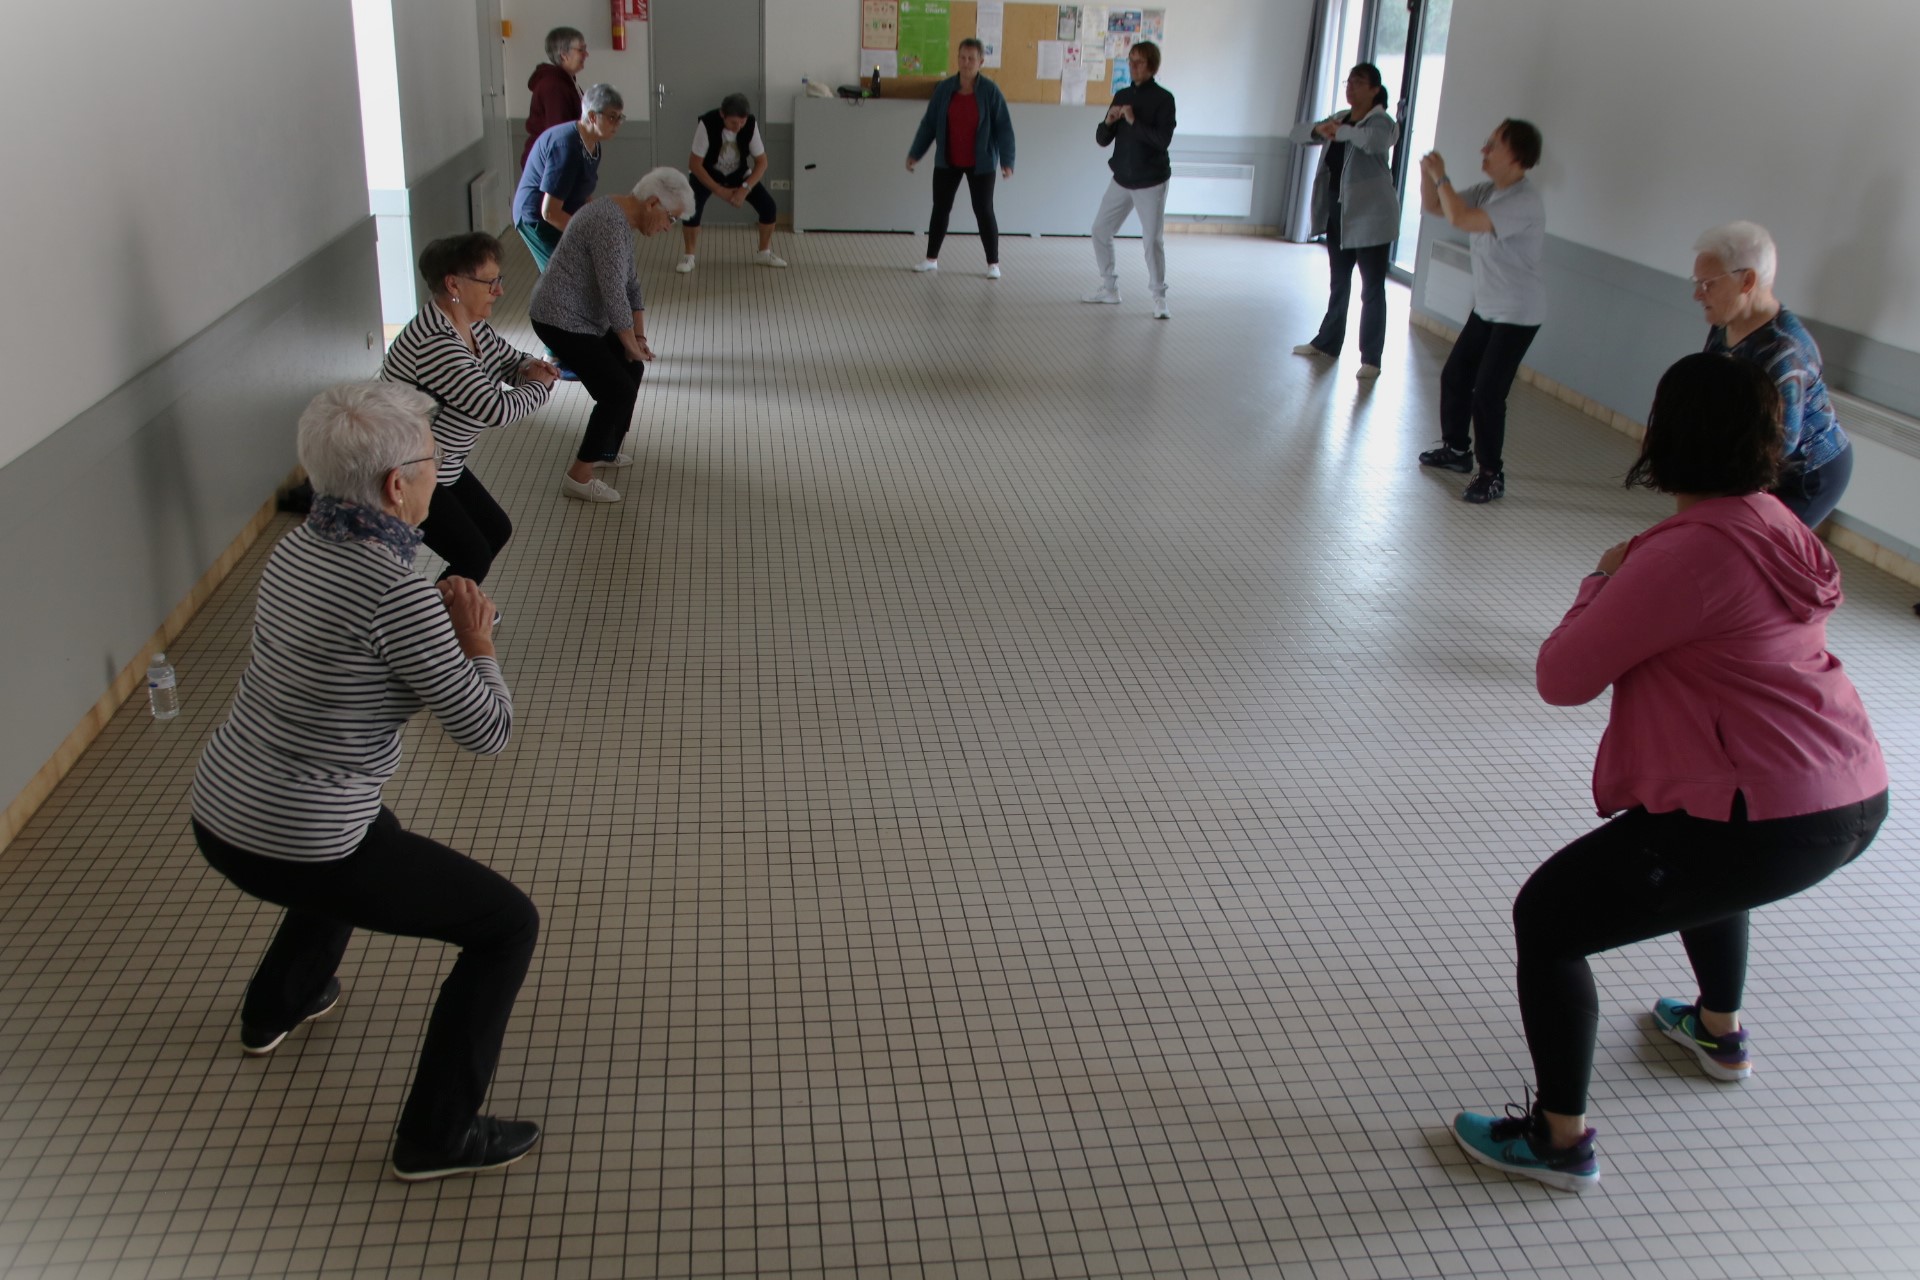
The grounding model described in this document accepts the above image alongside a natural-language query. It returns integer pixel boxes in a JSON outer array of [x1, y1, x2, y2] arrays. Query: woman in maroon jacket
[[522, 27, 586, 167]]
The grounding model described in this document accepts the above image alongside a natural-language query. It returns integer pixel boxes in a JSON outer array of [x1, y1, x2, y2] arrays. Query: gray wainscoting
[[0, 220, 384, 809], [1411, 222, 1920, 427]]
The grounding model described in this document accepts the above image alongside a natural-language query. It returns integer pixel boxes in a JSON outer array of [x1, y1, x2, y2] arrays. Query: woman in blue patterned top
[[1693, 221, 1851, 527]]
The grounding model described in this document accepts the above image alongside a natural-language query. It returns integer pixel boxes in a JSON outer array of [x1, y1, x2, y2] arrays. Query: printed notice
[[1036, 39, 1066, 79], [1140, 8, 1165, 43], [977, 0, 1004, 66], [897, 0, 951, 76], [1061, 66, 1089, 104], [1057, 5, 1080, 40], [862, 0, 898, 49], [861, 48, 899, 78]]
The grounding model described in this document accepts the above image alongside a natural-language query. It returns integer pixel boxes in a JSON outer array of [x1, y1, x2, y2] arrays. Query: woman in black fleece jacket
[[1086, 41, 1177, 317]]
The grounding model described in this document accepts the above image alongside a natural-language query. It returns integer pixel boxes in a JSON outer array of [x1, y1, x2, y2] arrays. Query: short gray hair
[[298, 382, 437, 510], [634, 166, 697, 217], [582, 83, 623, 116], [545, 26, 584, 64], [1694, 220, 1777, 290]]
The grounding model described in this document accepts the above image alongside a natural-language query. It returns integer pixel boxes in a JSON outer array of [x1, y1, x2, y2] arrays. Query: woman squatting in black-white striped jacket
[[189, 381, 542, 1183]]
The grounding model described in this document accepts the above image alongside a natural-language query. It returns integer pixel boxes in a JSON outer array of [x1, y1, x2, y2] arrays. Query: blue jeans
[[1773, 439, 1853, 529]]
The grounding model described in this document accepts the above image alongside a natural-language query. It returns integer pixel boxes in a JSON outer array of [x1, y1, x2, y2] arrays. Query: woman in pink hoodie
[[1453, 352, 1889, 1194]]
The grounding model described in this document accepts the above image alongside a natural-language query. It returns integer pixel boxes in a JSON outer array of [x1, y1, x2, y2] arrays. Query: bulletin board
[[861, 2, 1158, 106]]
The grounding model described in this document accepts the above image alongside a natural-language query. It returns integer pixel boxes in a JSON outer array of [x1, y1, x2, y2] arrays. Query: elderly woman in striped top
[[382, 234, 558, 584], [190, 382, 541, 1183]]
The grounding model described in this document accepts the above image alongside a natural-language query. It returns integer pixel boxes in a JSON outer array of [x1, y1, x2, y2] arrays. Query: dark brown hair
[[1626, 352, 1782, 495], [1500, 118, 1543, 169], [957, 37, 985, 55], [417, 233, 502, 296], [1131, 40, 1162, 75], [1352, 63, 1388, 111]]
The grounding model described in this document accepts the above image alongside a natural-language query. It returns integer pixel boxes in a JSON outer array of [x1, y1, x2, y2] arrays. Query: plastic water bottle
[[147, 653, 180, 721]]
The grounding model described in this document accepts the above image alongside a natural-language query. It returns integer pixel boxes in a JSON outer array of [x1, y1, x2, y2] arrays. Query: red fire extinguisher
[[611, 0, 627, 52]]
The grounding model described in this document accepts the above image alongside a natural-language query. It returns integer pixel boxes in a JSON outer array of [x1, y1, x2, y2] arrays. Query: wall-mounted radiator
[[1166, 162, 1254, 218]]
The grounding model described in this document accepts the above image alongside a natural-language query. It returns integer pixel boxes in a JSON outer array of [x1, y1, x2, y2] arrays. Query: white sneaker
[[1082, 285, 1122, 304], [561, 475, 621, 503], [912, 260, 939, 273], [1357, 363, 1382, 381], [755, 250, 789, 268], [675, 256, 695, 274], [1152, 298, 1171, 319], [592, 452, 633, 469], [1292, 342, 1330, 357], [986, 264, 1002, 279]]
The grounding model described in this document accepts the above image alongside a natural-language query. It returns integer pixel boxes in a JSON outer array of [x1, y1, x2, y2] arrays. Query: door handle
[[658, 83, 667, 110]]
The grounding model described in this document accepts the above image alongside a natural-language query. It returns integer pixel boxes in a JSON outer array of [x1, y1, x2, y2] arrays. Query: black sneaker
[[1463, 470, 1506, 503], [239, 978, 341, 1056], [391, 1117, 543, 1182], [1418, 444, 1475, 473]]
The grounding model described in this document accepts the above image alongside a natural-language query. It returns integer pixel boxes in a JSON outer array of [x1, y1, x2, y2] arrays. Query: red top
[[946, 88, 979, 169], [524, 64, 583, 165], [1537, 493, 1886, 821]]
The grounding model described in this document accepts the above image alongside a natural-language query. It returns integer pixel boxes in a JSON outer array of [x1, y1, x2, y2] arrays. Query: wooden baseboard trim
[[0, 470, 302, 858], [1408, 312, 1920, 587]]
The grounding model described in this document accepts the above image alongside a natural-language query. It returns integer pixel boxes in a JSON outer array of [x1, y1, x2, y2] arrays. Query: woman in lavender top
[[527, 167, 696, 503], [1693, 221, 1851, 528]]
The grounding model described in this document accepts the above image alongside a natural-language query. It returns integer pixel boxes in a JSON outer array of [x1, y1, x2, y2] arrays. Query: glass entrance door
[[1378, 0, 1454, 273]]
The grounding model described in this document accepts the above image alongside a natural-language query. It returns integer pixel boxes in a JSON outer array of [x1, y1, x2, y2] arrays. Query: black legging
[[1512, 790, 1886, 1116], [1772, 440, 1854, 530], [195, 809, 540, 1151], [531, 321, 645, 465], [927, 166, 999, 264], [1311, 214, 1390, 365], [1439, 312, 1539, 475], [686, 175, 779, 226], [420, 469, 511, 584]]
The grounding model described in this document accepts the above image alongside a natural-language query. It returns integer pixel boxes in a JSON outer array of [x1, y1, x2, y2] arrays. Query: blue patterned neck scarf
[[307, 494, 424, 568]]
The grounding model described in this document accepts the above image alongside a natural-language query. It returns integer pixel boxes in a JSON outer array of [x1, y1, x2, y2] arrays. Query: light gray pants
[[1091, 178, 1169, 299]]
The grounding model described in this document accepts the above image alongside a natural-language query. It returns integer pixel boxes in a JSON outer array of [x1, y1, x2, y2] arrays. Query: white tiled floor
[[1, 227, 1916, 1279]]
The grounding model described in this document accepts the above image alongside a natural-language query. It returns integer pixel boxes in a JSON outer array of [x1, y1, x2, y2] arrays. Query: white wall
[[504, 1, 654, 119], [502, 0, 1309, 133], [1431, 0, 1920, 353], [393, 0, 490, 181], [0, 1, 368, 473]]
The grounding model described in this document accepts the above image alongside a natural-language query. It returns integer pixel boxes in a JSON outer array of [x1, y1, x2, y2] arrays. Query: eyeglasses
[[394, 447, 443, 472], [1689, 269, 1746, 294], [457, 273, 505, 293]]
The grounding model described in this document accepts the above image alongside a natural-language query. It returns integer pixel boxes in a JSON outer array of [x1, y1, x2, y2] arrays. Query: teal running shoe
[[1452, 1095, 1600, 1194], [1652, 998, 1752, 1081]]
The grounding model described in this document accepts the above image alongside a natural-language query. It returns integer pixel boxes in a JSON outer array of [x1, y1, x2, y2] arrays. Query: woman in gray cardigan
[[906, 38, 1016, 277], [1290, 65, 1399, 379]]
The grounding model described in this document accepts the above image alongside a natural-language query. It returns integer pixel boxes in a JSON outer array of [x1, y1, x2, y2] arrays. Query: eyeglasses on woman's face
[[456, 272, 505, 294]]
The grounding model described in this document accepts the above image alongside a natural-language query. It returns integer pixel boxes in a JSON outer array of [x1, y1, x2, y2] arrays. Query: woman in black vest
[[678, 93, 786, 273]]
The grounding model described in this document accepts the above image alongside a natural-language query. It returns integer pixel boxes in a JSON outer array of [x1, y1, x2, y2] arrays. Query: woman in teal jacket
[[906, 38, 1017, 277]]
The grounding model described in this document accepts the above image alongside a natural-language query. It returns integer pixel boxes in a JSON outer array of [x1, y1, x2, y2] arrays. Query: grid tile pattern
[[2, 227, 1916, 1279]]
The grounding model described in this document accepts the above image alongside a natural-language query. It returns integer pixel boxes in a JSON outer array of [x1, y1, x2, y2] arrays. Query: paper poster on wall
[[1035, 40, 1066, 79], [862, 0, 898, 49], [897, 0, 950, 76], [1110, 56, 1131, 93], [1056, 5, 1080, 39], [1108, 9, 1141, 34], [1140, 9, 1165, 43], [1083, 55, 1106, 83], [1104, 32, 1132, 60], [1079, 5, 1108, 46], [1061, 66, 1089, 104], [862, 49, 899, 78], [976, 0, 1004, 67]]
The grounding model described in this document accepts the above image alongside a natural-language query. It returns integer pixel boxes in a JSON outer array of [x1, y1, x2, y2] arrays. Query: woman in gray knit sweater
[[527, 167, 696, 503]]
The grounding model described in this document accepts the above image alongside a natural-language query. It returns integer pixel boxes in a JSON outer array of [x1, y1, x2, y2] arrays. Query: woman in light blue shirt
[[1415, 119, 1547, 504], [1289, 65, 1399, 379]]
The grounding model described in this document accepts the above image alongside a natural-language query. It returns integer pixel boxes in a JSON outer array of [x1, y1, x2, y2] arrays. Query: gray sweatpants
[[1091, 178, 1169, 299]]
